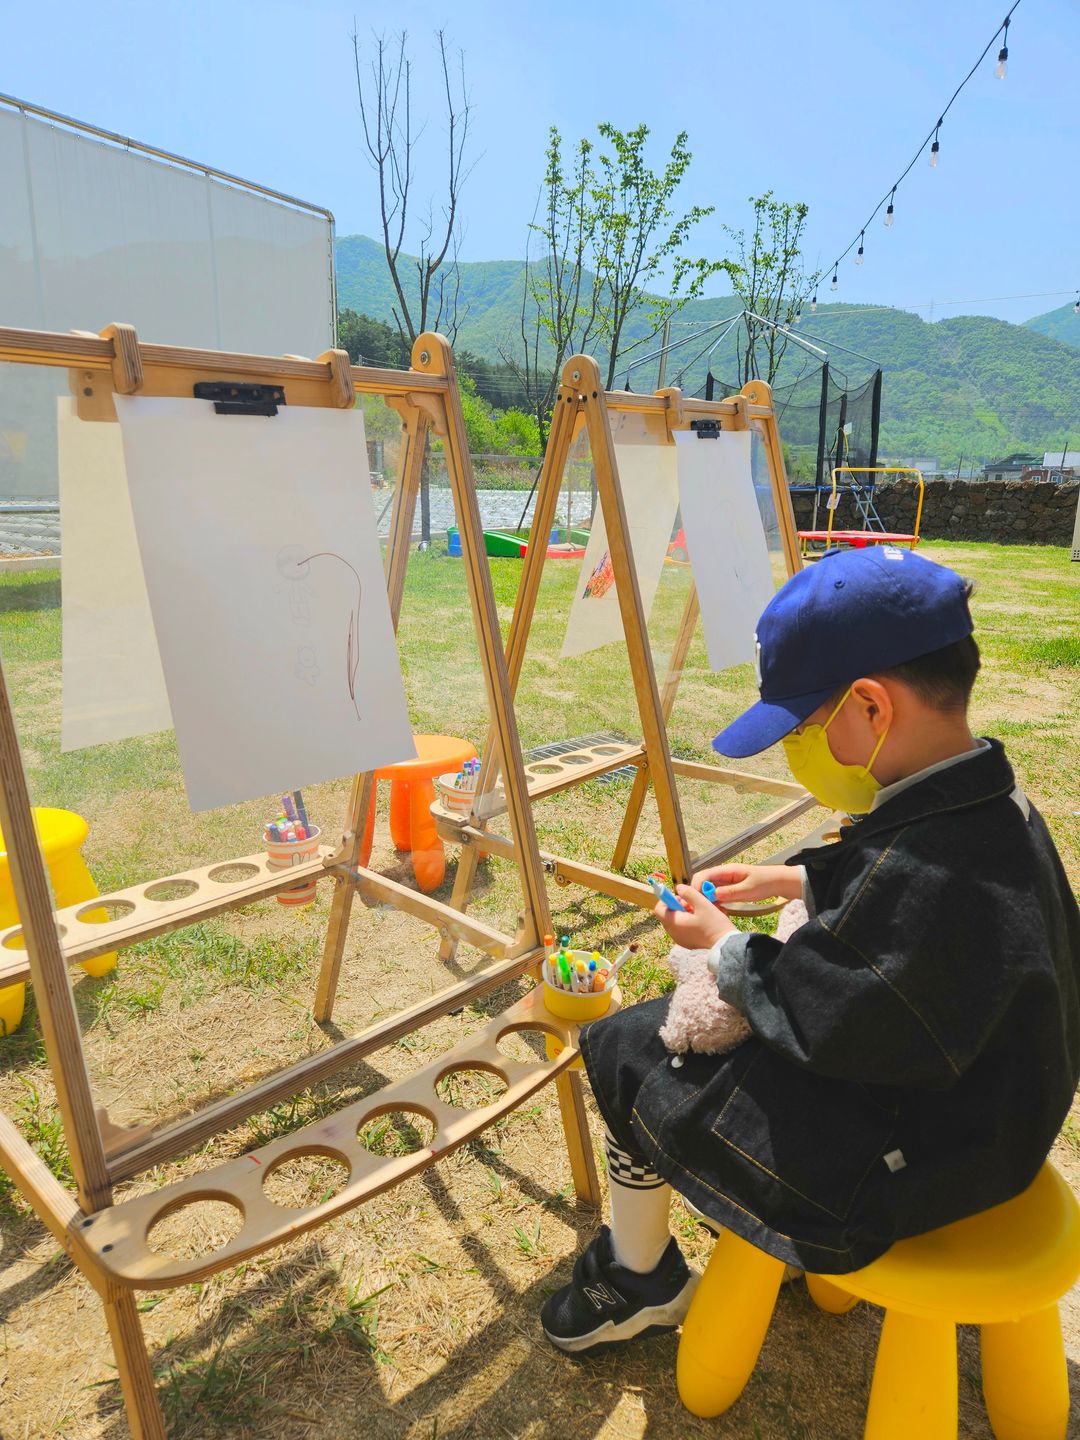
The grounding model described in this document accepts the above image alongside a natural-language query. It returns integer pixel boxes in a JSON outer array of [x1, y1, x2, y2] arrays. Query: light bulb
[[793, 306, 802, 324], [830, 272, 838, 292], [856, 236, 865, 266], [1074, 297, 1079, 316], [885, 189, 895, 227], [810, 295, 818, 314], [929, 139, 939, 168], [995, 46, 1007, 78]]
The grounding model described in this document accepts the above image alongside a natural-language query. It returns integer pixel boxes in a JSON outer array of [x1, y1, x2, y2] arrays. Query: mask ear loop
[[864, 722, 890, 778], [823, 685, 890, 777]]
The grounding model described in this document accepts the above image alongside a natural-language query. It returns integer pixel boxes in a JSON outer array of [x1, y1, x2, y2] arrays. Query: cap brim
[[712, 684, 839, 759]]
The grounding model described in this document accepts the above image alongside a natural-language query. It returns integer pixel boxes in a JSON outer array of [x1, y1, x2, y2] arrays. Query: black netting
[[700, 362, 881, 488]]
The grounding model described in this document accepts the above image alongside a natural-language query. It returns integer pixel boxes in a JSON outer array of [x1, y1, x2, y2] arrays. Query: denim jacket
[[602, 739, 1080, 1273]]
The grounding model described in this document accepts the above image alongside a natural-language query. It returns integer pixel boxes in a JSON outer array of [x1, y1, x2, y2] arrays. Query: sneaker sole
[[542, 1271, 699, 1354]]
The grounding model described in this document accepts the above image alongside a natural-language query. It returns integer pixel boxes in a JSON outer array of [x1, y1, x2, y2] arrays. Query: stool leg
[[806, 1272, 860, 1315], [981, 1305, 1068, 1440], [865, 1309, 956, 1440], [50, 849, 117, 979], [677, 1228, 785, 1418], [389, 781, 412, 852], [0, 982, 25, 1036], [409, 780, 445, 892], [359, 787, 376, 869]]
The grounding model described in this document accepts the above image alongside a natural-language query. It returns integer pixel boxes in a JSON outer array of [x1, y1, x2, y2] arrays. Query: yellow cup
[[542, 978, 614, 1022]]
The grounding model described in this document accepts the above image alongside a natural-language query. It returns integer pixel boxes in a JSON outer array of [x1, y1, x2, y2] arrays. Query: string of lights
[[804, 2, 1028, 317]]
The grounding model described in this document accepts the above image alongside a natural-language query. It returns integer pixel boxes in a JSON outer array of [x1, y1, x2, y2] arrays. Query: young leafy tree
[[589, 123, 722, 390], [722, 192, 818, 386], [499, 129, 599, 448], [510, 123, 722, 419]]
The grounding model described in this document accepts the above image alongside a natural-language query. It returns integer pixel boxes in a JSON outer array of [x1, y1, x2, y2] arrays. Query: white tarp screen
[[0, 104, 333, 497], [115, 397, 414, 812]]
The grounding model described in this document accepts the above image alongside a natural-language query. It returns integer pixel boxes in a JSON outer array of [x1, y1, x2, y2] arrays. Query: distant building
[[982, 453, 1040, 481], [1042, 451, 1080, 469], [879, 456, 939, 478], [1021, 465, 1076, 484]]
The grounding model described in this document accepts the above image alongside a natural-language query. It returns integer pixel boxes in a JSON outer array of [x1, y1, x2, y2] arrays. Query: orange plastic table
[[360, 735, 477, 892]]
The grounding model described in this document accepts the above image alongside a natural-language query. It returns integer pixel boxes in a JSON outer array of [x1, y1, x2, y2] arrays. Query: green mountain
[[1025, 301, 1080, 350], [336, 235, 1080, 464]]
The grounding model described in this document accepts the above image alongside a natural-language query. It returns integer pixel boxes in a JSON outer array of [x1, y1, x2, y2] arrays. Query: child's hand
[[694, 863, 803, 906], [654, 885, 735, 950]]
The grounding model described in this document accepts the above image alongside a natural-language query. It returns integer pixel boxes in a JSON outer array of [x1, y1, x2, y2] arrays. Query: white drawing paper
[[561, 440, 679, 658], [58, 397, 174, 750], [115, 396, 415, 811], [674, 429, 776, 671]]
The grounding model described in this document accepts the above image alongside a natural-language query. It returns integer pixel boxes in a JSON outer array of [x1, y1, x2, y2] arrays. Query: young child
[[542, 546, 1080, 1353]]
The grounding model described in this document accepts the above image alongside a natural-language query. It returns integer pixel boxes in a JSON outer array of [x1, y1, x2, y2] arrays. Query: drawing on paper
[[277, 545, 363, 721], [581, 549, 615, 600]]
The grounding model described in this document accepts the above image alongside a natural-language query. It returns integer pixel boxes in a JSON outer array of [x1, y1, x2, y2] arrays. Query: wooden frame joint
[[99, 323, 143, 395], [316, 348, 356, 408]]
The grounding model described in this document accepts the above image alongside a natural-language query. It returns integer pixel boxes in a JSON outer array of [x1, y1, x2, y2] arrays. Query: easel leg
[[611, 766, 651, 872], [438, 841, 481, 961], [556, 1069, 601, 1208], [104, 1289, 166, 1440]]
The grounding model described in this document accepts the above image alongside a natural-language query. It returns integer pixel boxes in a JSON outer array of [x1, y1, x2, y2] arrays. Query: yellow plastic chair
[[0, 807, 118, 1035], [678, 1162, 1080, 1439]]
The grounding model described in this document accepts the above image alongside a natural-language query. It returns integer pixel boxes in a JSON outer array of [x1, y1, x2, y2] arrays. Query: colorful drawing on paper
[[581, 549, 615, 600]]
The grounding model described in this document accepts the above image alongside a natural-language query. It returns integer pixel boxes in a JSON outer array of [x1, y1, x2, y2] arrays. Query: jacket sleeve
[[710, 821, 1034, 1089], [734, 920, 963, 1089]]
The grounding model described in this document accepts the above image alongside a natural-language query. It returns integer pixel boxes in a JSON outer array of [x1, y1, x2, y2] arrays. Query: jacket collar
[[793, 738, 1017, 861]]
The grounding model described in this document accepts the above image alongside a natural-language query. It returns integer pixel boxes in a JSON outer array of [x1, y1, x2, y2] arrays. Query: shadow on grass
[[0, 576, 60, 612]]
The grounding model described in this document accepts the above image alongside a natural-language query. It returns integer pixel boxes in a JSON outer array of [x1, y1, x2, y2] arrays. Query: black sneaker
[[540, 1226, 698, 1354]]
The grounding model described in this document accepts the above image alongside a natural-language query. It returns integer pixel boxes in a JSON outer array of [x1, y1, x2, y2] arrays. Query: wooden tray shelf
[[0, 846, 337, 986], [78, 986, 613, 1288], [437, 740, 646, 823]]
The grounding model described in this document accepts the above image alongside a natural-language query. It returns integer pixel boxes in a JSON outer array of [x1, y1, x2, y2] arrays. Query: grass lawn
[[0, 538, 1076, 1439]]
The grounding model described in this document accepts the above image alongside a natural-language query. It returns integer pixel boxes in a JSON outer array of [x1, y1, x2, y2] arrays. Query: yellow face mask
[[781, 687, 890, 814]]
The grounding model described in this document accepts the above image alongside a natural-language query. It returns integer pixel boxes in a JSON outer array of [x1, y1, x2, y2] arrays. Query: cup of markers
[[264, 792, 320, 906], [436, 758, 481, 813], [541, 934, 635, 1021]]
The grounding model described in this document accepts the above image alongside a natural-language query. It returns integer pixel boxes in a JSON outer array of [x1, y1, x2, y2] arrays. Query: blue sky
[[5, 0, 1077, 324]]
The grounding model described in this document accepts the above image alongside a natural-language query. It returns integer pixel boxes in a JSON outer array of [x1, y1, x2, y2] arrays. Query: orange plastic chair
[[360, 735, 477, 892], [0, 807, 118, 1035], [678, 1162, 1080, 1439]]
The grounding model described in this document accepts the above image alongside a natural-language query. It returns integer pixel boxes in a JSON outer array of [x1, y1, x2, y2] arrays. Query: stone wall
[[789, 478, 1079, 546]]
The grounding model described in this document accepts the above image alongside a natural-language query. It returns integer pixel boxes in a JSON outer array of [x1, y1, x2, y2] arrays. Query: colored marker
[[608, 943, 638, 979], [267, 823, 281, 843], [701, 880, 717, 902], [558, 952, 571, 988], [282, 794, 298, 823], [649, 874, 688, 912], [294, 824, 307, 841], [293, 790, 310, 830]]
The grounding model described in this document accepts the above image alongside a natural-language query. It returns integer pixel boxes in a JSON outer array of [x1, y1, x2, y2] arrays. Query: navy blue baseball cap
[[712, 547, 974, 758]]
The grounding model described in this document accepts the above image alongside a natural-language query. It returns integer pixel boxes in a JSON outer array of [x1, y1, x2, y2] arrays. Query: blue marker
[[649, 874, 688, 912], [701, 880, 717, 902]]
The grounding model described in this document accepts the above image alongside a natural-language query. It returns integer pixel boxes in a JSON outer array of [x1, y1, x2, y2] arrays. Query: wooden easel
[[434, 354, 819, 946], [0, 324, 601, 1439]]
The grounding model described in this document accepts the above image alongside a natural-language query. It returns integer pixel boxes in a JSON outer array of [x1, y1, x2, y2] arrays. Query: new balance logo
[[583, 1281, 624, 1311]]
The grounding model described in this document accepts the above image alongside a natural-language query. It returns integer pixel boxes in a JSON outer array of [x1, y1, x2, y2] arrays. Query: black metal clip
[[691, 419, 720, 439], [193, 381, 286, 417]]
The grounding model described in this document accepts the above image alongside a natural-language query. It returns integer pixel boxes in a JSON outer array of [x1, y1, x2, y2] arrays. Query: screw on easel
[[419, 350, 431, 366]]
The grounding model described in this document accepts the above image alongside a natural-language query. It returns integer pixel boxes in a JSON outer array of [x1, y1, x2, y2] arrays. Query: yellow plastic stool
[[0, 807, 118, 1035], [677, 1162, 1080, 1440]]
